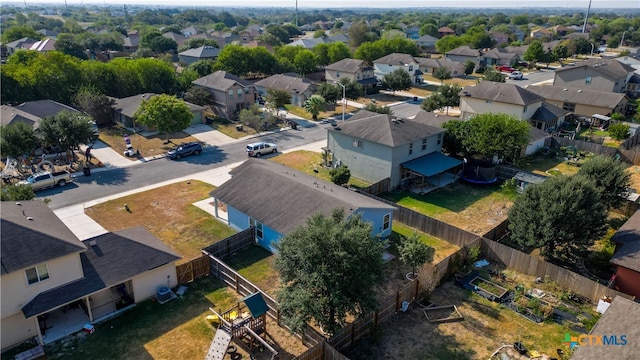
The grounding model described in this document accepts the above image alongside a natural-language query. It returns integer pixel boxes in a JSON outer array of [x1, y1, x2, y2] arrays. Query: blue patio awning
[[401, 152, 463, 177]]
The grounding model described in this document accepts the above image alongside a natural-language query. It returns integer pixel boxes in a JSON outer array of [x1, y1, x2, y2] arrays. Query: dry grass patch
[[422, 74, 479, 87], [99, 126, 200, 159], [356, 93, 409, 105], [407, 86, 435, 97], [84, 181, 235, 263]]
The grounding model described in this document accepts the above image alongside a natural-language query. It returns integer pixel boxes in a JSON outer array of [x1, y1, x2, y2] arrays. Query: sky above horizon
[[15, 0, 640, 8]]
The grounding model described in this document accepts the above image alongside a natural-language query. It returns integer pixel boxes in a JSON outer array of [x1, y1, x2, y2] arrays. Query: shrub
[[329, 165, 351, 185], [608, 122, 631, 141]]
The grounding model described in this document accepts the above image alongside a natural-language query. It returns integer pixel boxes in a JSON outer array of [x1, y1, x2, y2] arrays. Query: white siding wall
[[373, 62, 418, 83], [130, 263, 178, 303], [328, 131, 393, 184]]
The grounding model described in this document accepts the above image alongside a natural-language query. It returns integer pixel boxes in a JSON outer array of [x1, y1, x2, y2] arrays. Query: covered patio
[[400, 152, 463, 194]]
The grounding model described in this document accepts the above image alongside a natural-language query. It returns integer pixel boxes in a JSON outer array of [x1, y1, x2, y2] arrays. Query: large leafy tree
[[316, 83, 341, 104], [327, 42, 351, 64], [293, 50, 317, 76], [133, 95, 192, 142], [265, 89, 291, 113], [0, 184, 36, 201], [524, 40, 544, 65], [421, 84, 461, 115], [339, 77, 364, 100], [0, 123, 38, 160], [275, 208, 384, 335], [39, 111, 95, 157], [73, 86, 116, 127], [508, 175, 608, 261], [348, 21, 372, 48], [577, 155, 630, 209], [304, 95, 326, 120], [239, 104, 264, 134], [381, 68, 412, 95], [249, 47, 278, 76], [363, 103, 393, 114], [183, 86, 212, 106], [483, 67, 506, 82], [398, 232, 434, 278], [215, 45, 251, 77], [433, 67, 452, 84], [54, 33, 88, 60], [2, 25, 42, 43]]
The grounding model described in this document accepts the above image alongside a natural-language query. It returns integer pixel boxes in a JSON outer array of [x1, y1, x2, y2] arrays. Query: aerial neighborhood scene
[[3, 0, 640, 359]]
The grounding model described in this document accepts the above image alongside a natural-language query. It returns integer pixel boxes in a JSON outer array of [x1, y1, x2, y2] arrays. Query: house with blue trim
[[209, 159, 396, 253]]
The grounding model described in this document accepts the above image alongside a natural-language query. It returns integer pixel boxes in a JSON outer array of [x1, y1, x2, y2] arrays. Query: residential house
[[405, 26, 421, 40], [438, 26, 455, 38], [509, 26, 525, 42], [243, 41, 274, 53], [37, 29, 59, 38], [191, 71, 257, 120], [324, 58, 377, 94], [325, 110, 462, 190], [459, 82, 566, 131], [445, 46, 484, 69], [0, 100, 81, 133], [417, 57, 466, 78], [373, 53, 422, 85], [181, 26, 199, 37], [29, 38, 56, 52], [178, 46, 220, 65], [609, 210, 640, 299], [504, 45, 528, 58], [1, 201, 180, 350], [238, 30, 260, 44], [254, 74, 316, 107], [162, 32, 187, 48], [483, 48, 520, 67], [615, 54, 640, 98], [111, 93, 204, 128], [288, 38, 326, 49], [548, 25, 569, 37], [530, 27, 552, 39], [209, 159, 396, 253], [208, 31, 238, 48], [553, 58, 636, 94], [5, 37, 38, 55], [414, 34, 438, 52], [489, 31, 510, 45], [526, 85, 628, 118], [571, 297, 640, 359], [123, 30, 140, 52]]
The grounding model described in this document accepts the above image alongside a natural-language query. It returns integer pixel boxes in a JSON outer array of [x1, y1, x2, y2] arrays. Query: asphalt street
[[41, 123, 330, 209]]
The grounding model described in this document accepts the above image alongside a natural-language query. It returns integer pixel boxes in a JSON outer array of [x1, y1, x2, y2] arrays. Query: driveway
[[184, 124, 237, 146]]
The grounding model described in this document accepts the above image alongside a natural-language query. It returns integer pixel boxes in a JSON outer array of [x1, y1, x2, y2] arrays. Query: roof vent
[[563, 88, 568, 91], [89, 240, 97, 247], [577, 89, 583, 93], [26, 217, 33, 221], [16, 202, 22, 206]]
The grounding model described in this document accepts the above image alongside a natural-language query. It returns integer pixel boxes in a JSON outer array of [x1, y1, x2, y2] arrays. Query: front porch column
[[34, 317, 43, 345], [213, 198, 219, 218], [85, 296, 94, 322]]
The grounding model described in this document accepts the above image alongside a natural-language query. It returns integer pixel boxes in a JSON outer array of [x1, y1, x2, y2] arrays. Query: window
[[352, 139, 362, 148], [523, 105, 528, 113], [437, 134, 442, 145], [563, 102, 576, 112], [237, 88, 243, 96], [408, 143, 413, 155], [249, 218, 264, 239], [585, 76, 592, 85], [422, 139, 427, 151], [336, 71, 340, 78], [26, 264, 49, 285], [228, 90, 233, 98], [486, 100, 493, 104], [382, 213, 391, 231], [244, 88, 250, 94], [408, 65, 413, 72]]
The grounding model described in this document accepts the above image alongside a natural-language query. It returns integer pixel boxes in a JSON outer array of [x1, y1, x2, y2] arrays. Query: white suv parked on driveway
[[246, 142, 278, 157]]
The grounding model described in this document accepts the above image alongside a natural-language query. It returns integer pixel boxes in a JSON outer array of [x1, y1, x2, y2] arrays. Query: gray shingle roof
[[210, 159, 395, 235], [9, 99, 80, 120], [460, 82, 544, 106], [111, 93, 203, 118], [526, 85, 627, 109], [328, 110, 445, 147], [254, 74, 316, 95], [325, 58, 366, 73], [531, 102, 567, 123], [610, 210, 640, 272], [446, 46, 482, 57], [1, 201, 86, 275], [179, 45, 220, 58], [417, 57, 465, 72], [410, 110, 457, 128], [555, 58, 635, 79], [415, 34, 438, 43], [373, 53, 418, 66], [0, 105, 40, 129], [192, 70, 253, 91], [21, 227, 180, 318], [571, 296, 640, 359]]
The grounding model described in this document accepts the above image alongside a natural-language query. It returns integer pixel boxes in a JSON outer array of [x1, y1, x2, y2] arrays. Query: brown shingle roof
[[526, 85, 627, 110], [192, 70, 253, 91], [325, 58, 367, 73], [446, 46, 482, 57], [555, 58, 635, 80], [254, 74, 316, 95], [111, 93, 203, 118], [210, 159, 395, 235], [460, 82, 544, 106], [328, 110, 445, 147]]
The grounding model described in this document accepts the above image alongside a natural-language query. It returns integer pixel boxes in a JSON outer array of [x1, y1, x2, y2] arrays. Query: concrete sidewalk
[[55, 140, 327, 240]]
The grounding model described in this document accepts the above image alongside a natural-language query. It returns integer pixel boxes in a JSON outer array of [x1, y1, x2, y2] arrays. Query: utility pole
[[335, 81, 346, 122], [295, 0, 298, 27], [582, 0, 592, 34]]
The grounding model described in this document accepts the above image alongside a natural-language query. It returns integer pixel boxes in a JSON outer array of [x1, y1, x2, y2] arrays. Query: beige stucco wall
[[1, 253, 84, 319], [326, 68, 374, 84], [130, 263, 178, 302], [1, 312, 37, 350], [543, 99, 626, 117], [460, 97, 541, 120]]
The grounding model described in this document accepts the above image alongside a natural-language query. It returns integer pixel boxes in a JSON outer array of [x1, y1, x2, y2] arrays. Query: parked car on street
[[508, 71, 524, 80], [496, 65, 517, 73], [166, 142, 202, 160], [246, 142, 278, 157], [18, 170, 73, 191]]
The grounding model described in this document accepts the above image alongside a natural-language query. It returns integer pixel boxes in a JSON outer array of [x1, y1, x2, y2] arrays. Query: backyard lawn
[[390, 223, 459, 263], [270, 150, 370, 189], [84, 180, 236, 264], [383, 182, 515, 235]]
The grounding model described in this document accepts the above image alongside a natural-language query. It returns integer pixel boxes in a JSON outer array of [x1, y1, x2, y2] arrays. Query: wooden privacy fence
[[176, 256, 211, 285], [481, 239, 635, 303], [545, 136, 618, 157], [202, 226, 255, 259], [360, 177, 390, 196]]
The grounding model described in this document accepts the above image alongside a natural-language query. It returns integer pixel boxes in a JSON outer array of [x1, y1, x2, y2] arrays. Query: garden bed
[[423, 305, 464, 323], [470, 276, 509, 301], [507, 294, 555, 324]]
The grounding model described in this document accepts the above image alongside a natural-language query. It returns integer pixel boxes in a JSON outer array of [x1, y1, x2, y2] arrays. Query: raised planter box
[[423, 305, 464, 323], [470, 276, 509, 301]]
